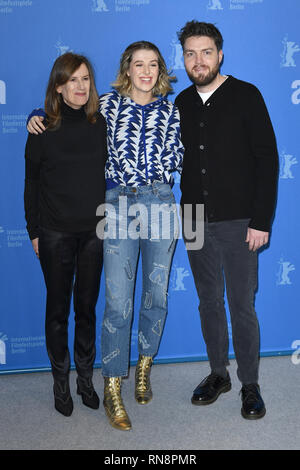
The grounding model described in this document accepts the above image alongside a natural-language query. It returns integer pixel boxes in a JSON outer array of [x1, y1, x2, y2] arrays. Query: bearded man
[[175, 21, 278, 420]]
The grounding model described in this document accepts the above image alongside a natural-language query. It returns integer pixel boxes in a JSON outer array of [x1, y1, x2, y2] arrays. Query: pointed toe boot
[[53, 379, 73, 417], [77, 376, 100, 410], [103, 377, 131, 431]]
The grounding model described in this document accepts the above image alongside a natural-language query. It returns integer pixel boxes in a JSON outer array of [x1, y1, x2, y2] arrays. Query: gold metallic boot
[[103, 377, 131, 431], [135, 355, 153, 404]]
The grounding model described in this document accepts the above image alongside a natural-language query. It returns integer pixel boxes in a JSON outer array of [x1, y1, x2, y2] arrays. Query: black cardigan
[[24, 101, 107, 240], [175, 76, 279, 232]]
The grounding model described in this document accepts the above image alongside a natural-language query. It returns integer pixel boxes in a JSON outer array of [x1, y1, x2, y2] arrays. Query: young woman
[[24, 53, 107, 417], [27, 41, 184, 431], [99, 41, 183, 431]]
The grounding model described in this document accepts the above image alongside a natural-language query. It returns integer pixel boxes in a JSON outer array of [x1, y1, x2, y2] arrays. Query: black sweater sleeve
[[245, 85, 279, 231], [24, 134, 42, 240]]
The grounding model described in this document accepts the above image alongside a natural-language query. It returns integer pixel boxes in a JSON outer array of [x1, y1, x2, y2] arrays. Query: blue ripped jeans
[[101, 182, 178, 377]]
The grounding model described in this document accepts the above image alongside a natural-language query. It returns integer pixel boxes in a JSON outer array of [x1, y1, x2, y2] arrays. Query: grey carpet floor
[[0, 356, 299, 450]]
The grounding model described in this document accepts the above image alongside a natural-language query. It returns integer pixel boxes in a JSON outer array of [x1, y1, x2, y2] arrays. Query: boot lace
[[107, 378, 127, 418], [240, 384, 259, 403], [136, 356, 152, 392]]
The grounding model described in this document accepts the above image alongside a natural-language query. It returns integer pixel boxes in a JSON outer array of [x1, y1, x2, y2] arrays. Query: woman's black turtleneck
[[24, 101, 107, 239]]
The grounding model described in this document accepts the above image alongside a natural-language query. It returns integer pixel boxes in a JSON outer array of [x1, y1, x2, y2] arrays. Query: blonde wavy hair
[[112, 41, 175, 97]]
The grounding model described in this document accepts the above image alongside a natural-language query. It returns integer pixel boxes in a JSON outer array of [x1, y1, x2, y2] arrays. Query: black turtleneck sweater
[[24, 101, 107, 240]]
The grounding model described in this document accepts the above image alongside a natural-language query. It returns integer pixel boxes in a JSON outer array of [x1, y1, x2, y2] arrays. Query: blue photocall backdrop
[[0, 0, 299, 373]]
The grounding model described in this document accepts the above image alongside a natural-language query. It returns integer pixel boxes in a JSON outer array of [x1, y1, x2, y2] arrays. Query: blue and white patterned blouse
[[99, 90, 184, 188]]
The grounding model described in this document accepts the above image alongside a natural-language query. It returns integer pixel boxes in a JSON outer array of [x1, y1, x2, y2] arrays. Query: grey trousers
[[185, 219, 260, 385]]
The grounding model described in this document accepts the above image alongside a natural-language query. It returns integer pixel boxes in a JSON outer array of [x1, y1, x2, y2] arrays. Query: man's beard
[[187, 63, 220, 87]]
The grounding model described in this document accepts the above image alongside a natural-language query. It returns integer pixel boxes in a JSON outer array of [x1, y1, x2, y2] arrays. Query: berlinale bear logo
[[0, 333, 8, 365], [92, 0, 109, 11], [0, 80, 6, 105]]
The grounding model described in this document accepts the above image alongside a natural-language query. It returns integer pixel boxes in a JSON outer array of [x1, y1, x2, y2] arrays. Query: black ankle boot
[[53, 379, 73, 417], [77, 376, 100, 409]]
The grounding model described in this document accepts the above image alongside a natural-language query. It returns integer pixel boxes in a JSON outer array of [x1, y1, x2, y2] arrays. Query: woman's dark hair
[[45, 52, 99, 129], [177, 21, 223, 51], [112, 40, 175, 97]]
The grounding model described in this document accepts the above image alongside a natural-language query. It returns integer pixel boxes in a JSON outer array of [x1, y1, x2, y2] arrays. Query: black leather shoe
[[77, 377, 100, 410], [240, 383, 266, 420], [53, 380, 73, 417], [191, 372, 231, 405]]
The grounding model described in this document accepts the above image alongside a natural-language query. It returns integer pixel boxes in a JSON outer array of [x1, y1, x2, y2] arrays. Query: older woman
[[24, 53, 107, 417], [27, 41, 184, 430]]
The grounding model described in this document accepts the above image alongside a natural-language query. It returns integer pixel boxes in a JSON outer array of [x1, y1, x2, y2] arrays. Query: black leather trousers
[[39, 227, 103, 380]]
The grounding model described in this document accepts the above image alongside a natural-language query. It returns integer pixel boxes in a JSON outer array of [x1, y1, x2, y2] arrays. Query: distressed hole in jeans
[[144, 291, 152, 309]]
